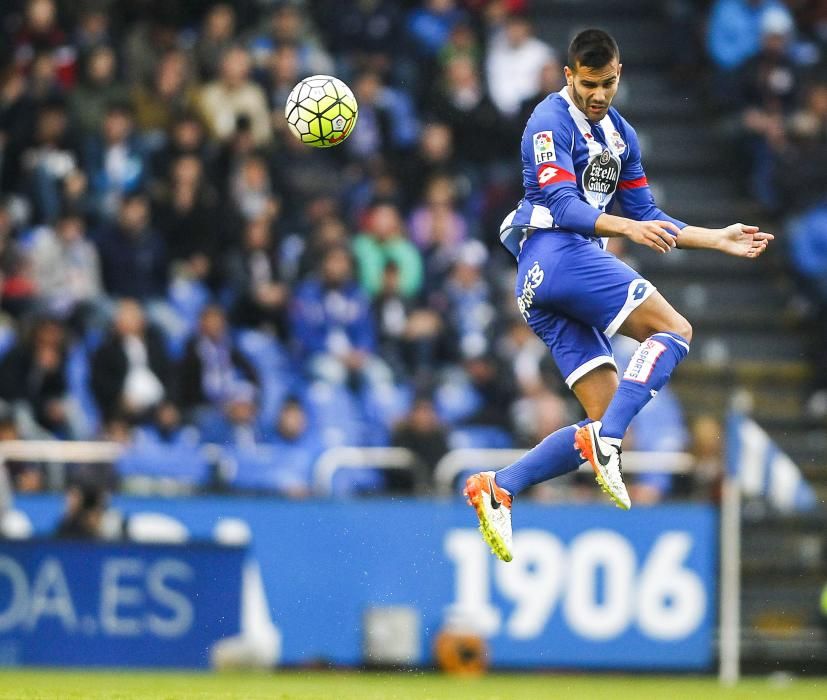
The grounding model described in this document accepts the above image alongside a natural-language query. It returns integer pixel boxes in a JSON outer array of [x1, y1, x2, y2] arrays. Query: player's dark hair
[[568, 29, 619, 70]]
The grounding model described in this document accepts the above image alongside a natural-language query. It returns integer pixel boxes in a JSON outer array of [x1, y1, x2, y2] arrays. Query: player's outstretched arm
[[595, 213, 680, 253], [676, 223, 774, 258]]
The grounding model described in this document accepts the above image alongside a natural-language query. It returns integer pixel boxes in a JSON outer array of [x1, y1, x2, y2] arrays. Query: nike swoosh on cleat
[[592, 427, 613, 468], [488, 478, 501, 510]]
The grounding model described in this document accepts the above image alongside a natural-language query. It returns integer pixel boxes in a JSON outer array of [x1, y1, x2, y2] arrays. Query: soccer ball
[[284, 75, 358, 148]]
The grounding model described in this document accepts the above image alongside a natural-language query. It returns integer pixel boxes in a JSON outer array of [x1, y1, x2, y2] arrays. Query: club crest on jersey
[[582, 149, 621, 206], [517, 261, 544, 320], [610, 131, 626, 154], [533, 131, 556, 164]]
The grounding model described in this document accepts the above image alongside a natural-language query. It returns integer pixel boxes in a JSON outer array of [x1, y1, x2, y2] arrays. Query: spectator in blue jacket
[[84, 102, 146, 222], [291, 244, 391, 390], [707, 0, 794, 71], [96, 193, 167, 302]]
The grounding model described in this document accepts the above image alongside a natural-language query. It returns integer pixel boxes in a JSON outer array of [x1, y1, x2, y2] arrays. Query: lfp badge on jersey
[[533, 131, 556, 164]]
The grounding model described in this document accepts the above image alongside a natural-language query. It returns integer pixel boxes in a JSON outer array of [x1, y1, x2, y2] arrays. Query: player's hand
[[624, 220, 680, 253], [717, 223, 774, 259]]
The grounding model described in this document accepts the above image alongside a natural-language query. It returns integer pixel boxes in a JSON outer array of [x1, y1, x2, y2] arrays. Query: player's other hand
[[624, 220, 680, 253], [718, 223, 774, 259]]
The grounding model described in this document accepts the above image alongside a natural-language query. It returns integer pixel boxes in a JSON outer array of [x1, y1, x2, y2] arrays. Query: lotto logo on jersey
[[623, 338, 667, 383], [537, 163, 575, 188], [533, 131, 556, 164]]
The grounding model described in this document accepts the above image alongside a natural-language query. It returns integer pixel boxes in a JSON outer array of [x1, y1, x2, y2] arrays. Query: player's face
[[565, 59, 621, 122]]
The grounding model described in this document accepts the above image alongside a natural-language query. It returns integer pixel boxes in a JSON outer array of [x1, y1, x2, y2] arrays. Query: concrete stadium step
[[675, 360, 812, 386], [651, 278, 788, 315], [533, 16, 674, 64]]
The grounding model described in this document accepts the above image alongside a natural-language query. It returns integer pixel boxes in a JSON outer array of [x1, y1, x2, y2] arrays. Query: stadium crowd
[[0, 0, 824, 501]]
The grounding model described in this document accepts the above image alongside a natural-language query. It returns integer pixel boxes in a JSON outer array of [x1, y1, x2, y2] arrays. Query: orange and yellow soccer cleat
[[574, 420, 631, 510], [463, 471, 513, 562]]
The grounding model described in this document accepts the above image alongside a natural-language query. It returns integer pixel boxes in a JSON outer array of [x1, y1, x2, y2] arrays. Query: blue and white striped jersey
[[500, 87, 686, 258]]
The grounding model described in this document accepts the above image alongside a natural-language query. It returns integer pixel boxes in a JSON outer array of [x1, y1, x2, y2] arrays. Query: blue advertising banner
[[0, 539, 244, 667], [15, 497, 717, 670]]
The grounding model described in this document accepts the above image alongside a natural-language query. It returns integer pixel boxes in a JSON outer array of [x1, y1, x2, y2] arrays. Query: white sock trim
[[652, 332, 690, 353]]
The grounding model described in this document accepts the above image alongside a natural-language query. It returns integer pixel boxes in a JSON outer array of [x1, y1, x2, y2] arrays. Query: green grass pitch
[[0, 671, 825, 700]]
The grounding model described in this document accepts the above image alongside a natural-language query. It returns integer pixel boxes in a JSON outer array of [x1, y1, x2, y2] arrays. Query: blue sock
[[494, 419, 590, 496], [600, 332, 690, 440]]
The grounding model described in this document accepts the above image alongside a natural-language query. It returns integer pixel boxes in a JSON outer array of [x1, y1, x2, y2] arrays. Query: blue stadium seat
[[449, 425, 514, 450], [360, 382, 413, 430], [302, 381, 366, 448], [236, 329, 294, 425], [434, 380, 482, 425], [225, 444, 316, 494], [116, 443, 210, 486]]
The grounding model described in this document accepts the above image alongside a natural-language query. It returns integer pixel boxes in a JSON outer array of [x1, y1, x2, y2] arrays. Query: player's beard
[[570, 85, 608, 122]]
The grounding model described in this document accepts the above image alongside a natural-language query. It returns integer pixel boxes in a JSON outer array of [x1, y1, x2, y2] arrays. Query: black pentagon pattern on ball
[[286, 76, 358, 147]]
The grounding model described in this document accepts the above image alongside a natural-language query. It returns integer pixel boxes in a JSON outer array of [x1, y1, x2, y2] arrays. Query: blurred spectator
[[122, 12, 178, 87], [738, 10, 800, 209], [84, 103, 147, 220], [194, 4, 237, 81], [68, 45, 128, 136], [225, 216, 289, 338], [198, 381, 263, 447], [248, 2, 333, 77], [495, 318, 552, 396], [788, 202, 827, 402], [518, 58, 565, 126], [96, 193, 167, 301], [20, 99, 80, 224], [149, 111, 212, 188], [13, 0, 76, 88], [0, 315, 71, 437], [54, 485, 106, 539], [91, 299, 170, 422], [690, 414, 725, 501], [291, 245, 391, 389], [178, 305, 259, 414], [73, 5, 112, 57], [707, 0, 795, 71], [353, 202, 423, 299], [28, 210, 103, 324], [407, 0, 465, 58], [0, 408, 44, 491], [427, 55, 504, 164], [229, 154, 280, 226], [433, 240, 494, 358], [485, 14, 555, 118], [345, 71, 419, 160], [135, 400, 199, 446], [374, 260, 450, 380], [0, 200, 36, 318], [312, 0, 401, 72], [131, 49, 199, 137], [263, 44, 302, 114], [391, 396, 450, 482], [408, 174, 469, 287], [199, 46, 272, 146], [777, 81, 827, 210], [153, 154, 221, 287], [263, 397, 319, 496], [458, 354, 517, 430]]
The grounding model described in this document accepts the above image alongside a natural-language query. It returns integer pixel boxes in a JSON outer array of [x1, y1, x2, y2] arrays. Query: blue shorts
[[515, 231, 656, 389]]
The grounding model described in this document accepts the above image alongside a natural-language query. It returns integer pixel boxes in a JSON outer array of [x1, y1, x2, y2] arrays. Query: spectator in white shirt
[[485, 14, 555, 117]]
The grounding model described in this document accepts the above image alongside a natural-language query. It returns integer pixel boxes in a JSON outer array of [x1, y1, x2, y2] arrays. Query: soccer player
[[464, 28, 773, 562]]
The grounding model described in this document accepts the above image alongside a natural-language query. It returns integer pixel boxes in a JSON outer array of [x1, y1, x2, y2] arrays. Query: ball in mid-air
[[285, 75, 358, 148]]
